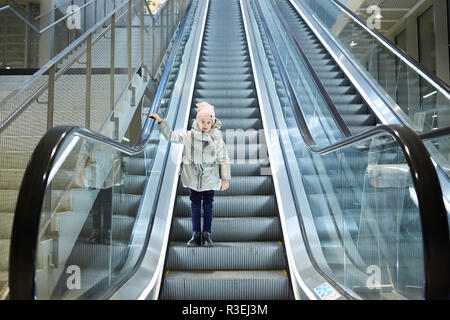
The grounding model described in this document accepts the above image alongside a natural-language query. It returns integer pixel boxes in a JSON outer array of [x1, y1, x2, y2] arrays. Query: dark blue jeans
[[189, 188, 215, 233]]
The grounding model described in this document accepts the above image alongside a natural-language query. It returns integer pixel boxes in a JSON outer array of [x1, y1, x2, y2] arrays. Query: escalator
[[159, 0, 292, 300], [7, 0, 450, 301], [253, 0, 450, 299], [274, 0, 450, 180], [276, 0, 378, 135]]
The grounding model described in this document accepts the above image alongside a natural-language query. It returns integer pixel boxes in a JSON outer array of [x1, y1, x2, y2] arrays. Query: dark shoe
[[102, 230, 112, 245], [202, 231, 213, 247], [88, 229, 102, 243], [187, 231, 202, 247]]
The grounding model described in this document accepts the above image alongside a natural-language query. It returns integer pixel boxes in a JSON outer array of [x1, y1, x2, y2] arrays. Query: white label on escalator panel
[[314, 283, 341, 300]]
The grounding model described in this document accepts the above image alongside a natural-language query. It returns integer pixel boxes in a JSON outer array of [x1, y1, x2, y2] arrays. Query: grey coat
[[158, 118, 231, 191]]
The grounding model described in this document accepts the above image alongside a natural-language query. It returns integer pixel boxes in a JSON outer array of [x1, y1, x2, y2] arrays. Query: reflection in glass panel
[[418, 6, 436, 75], [418, 7, 438, 132], [395, 29, 409, 124], [395, 29, 407, 52]]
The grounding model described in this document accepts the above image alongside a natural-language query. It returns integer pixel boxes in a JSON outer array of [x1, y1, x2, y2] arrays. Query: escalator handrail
[[254, 0, 450, 300], [270, 0, 352, 139], [329, 0, 450, 99], [8, 0, 192, 299]]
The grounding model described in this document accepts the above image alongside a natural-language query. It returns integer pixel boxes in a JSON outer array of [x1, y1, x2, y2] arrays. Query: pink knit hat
[[195, 102, 215, 122]]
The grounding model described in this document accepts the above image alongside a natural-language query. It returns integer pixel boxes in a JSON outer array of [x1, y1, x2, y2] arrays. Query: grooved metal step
[[161, 270, 291, 300], [170, 217, 281, 241], [166, 242, 286, 270]]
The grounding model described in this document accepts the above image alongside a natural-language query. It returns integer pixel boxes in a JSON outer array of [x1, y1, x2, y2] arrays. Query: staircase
[[0, 1, 40, 68], [0, 42, 138, 302], [159, 0, 293, 300]]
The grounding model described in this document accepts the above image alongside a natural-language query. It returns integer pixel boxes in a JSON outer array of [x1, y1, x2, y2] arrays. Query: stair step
[[161, 270, 292, 300], [194, 88, 255, 99], [174, 195, 277, 217], [0, 240, 10, 270], [69, 241, 127, 267], [166, 242, 286, 270], [0, 213, 14, 240], [0, 152, 33, 169], [193, 97, 258, 108], [177, 176, 274, 195], [195, 80, 254, 90], [190, 106, 260, 118], [170, 217, 281, 241], [80, 214, 135, 241]]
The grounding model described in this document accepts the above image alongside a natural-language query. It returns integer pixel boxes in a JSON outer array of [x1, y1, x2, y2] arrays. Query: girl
[[149, 102, 231, 247]]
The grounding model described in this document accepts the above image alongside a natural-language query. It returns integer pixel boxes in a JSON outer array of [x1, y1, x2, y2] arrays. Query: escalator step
[[176, 176, 274, 195], [166, 242, 286, 270], [170, 217, 281, 241], [173, 195, 278, 217], [161, 270, 291, 300]]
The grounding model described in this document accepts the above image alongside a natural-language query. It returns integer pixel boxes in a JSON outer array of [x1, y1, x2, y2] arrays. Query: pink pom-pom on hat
[[195, 101, 215, 122]]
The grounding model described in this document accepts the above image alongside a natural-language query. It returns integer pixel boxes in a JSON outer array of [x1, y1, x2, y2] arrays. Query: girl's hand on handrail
[[149, 113, 164, 124]]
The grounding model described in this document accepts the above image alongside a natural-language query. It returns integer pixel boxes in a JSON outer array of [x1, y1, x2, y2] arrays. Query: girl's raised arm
[[149, 114, 188, 144]]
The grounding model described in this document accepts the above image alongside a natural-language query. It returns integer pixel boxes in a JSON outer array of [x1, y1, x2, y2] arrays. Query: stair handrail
[[254, 0, 450, 300], [328, 0, 450, 99], [8, 0, 191, 300], [34, 0, 111, 21]]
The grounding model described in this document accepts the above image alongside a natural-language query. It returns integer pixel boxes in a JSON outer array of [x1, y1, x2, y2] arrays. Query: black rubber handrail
[[254, 0, 450, 300], [419, 126, 450, 141], [270, 0, 352, 139], [8, 0, 193, 299]]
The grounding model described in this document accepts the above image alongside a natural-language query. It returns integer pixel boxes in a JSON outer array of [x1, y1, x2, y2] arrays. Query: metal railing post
[[47, 64, 56, 130], [140, 0, 145, 66], [169, 0, 172, 40], [127, 0, 132, 81], [152, 15, 156, 77], [2, 11, 7, 67], [159, 6, 163, 69], [110, 14, 116, 111], [85, 33, 92, 130], [165, 1, 169, 49], [110, 13, 119, 140]]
